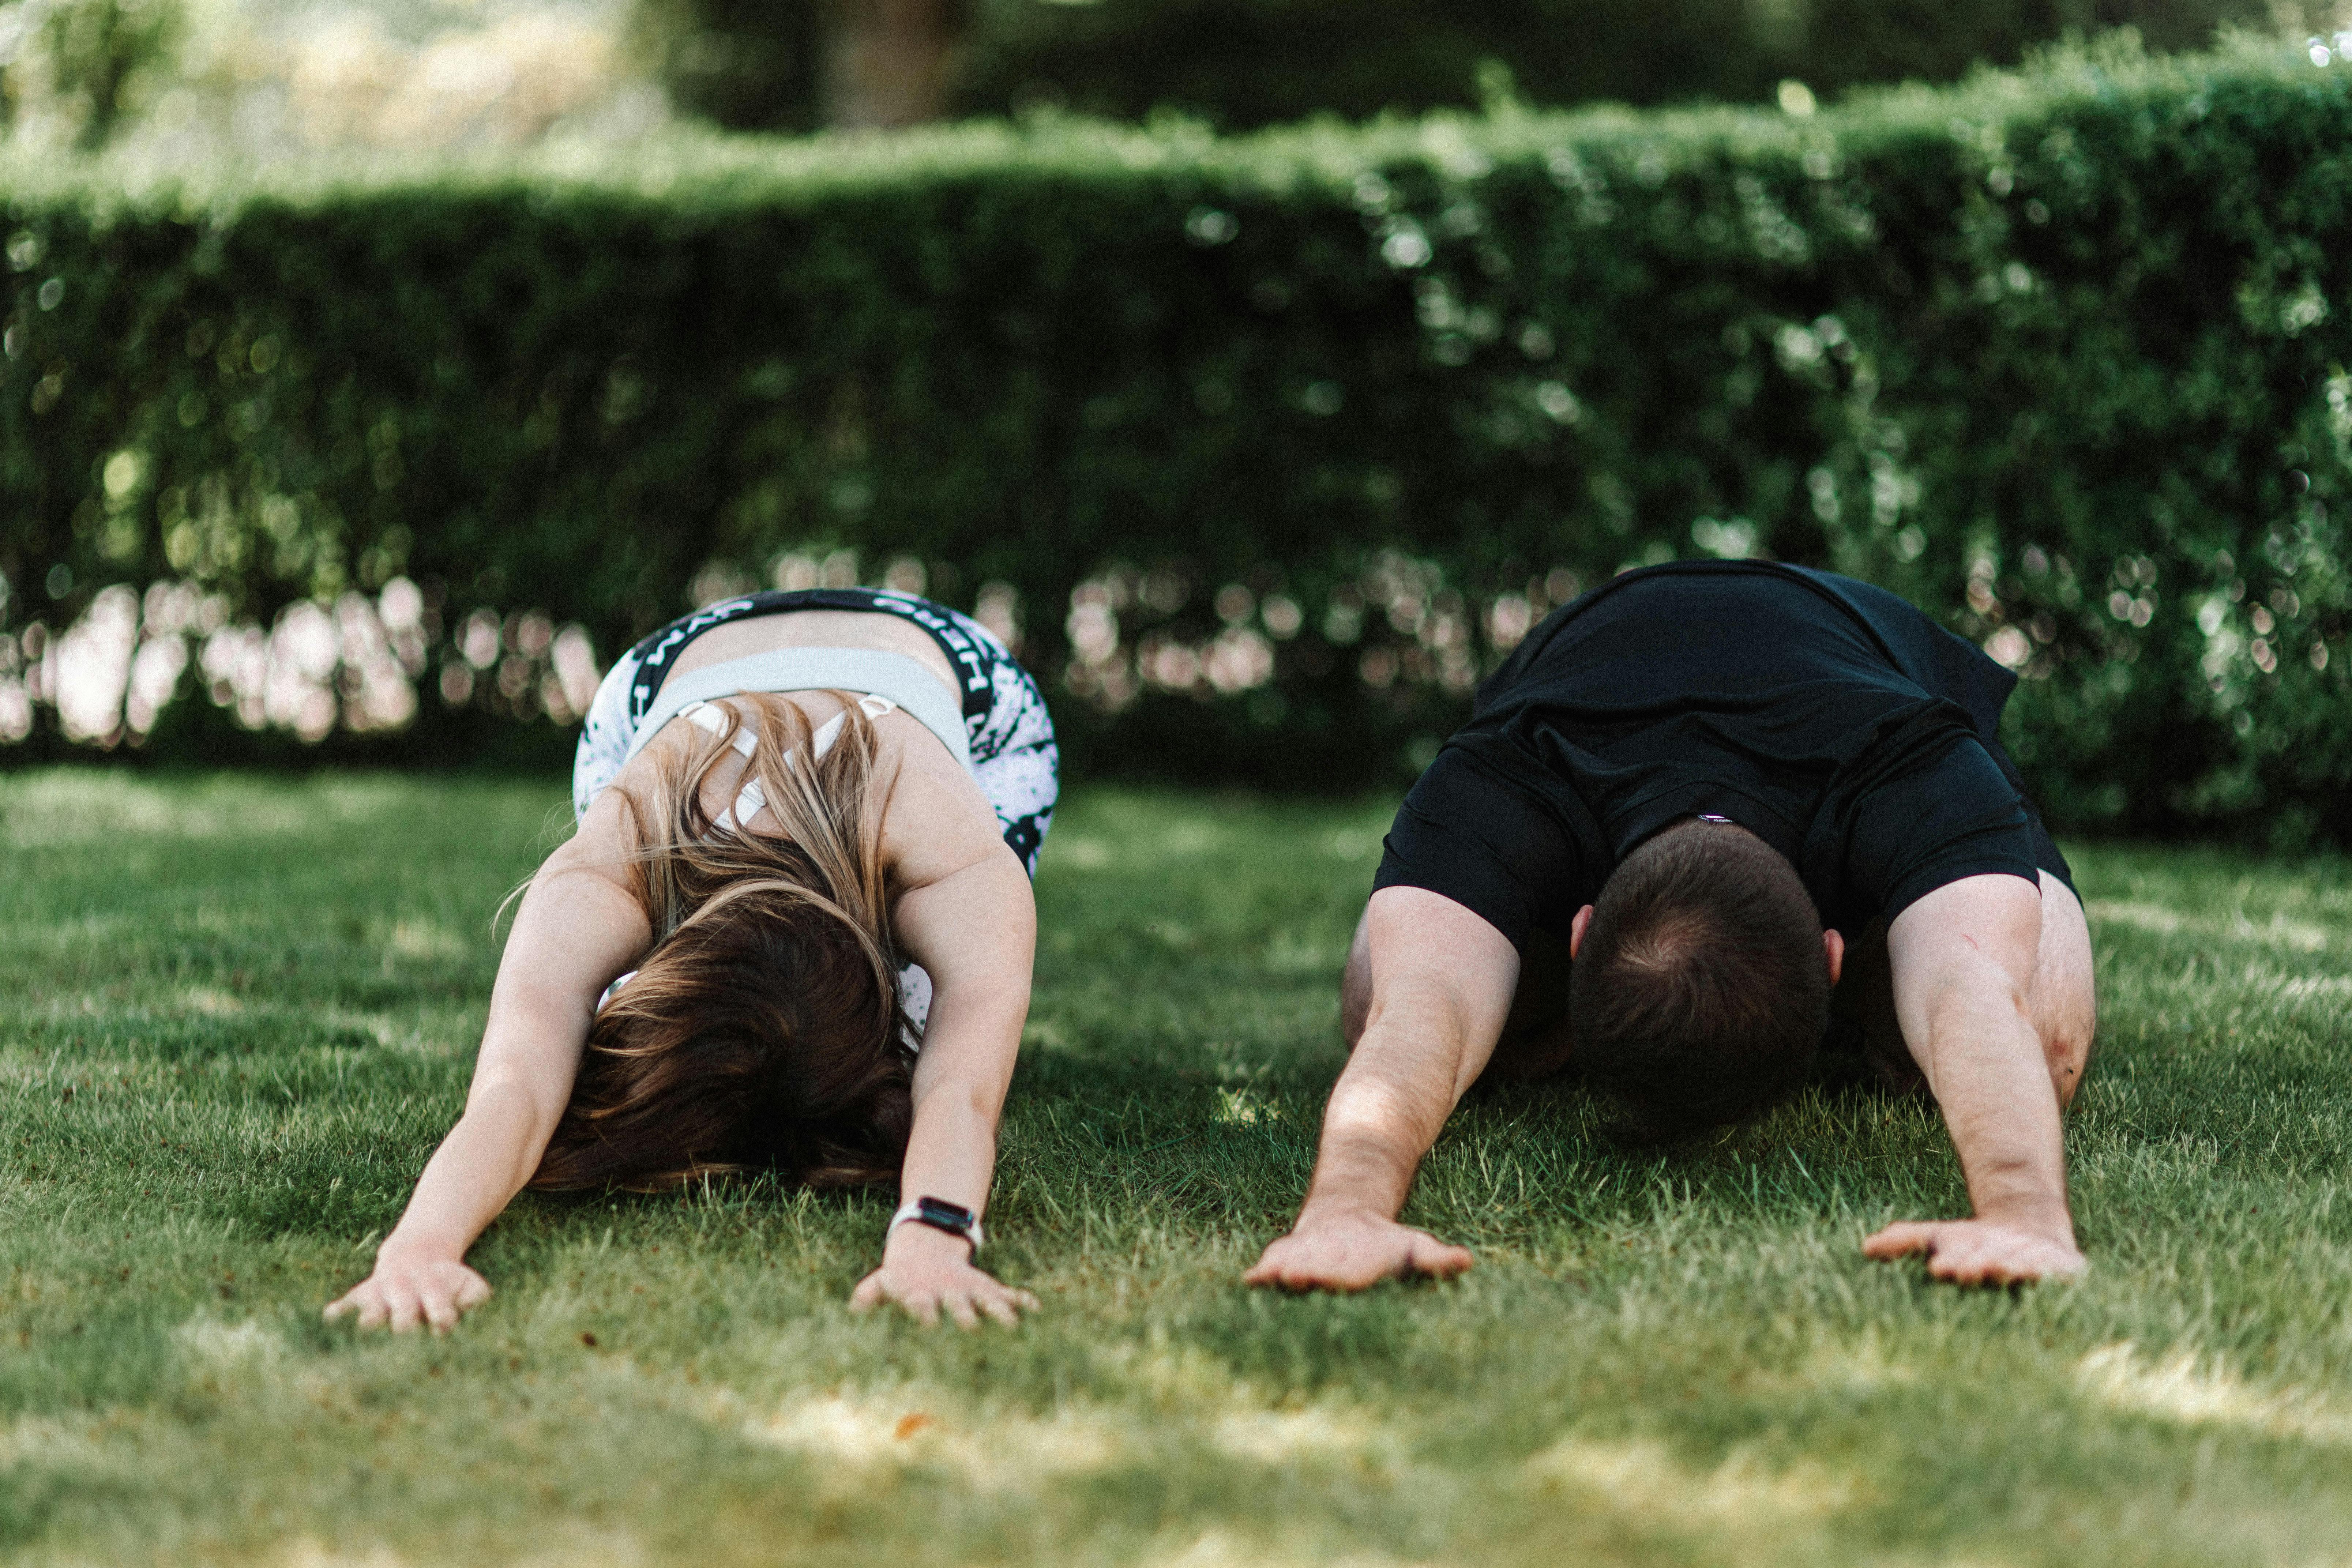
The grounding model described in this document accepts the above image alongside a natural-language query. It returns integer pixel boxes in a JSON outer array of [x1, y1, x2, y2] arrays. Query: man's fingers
[[452, 1274, 492, 1310], [945, 1294, 982, 1331], [1010, 1289, 1041, 1312], [1245, 1250, 1326, 1290], [1868, 1221, 2086, 1285], [1267, 1261, 1335, 1293], [1924, 1249, 1986, 1283], [1861, 1221, 1943, 1259], [1246, 1224, 1475, 1294], [323, 1294, 357, 1322], [977, 1292, 1021, 1328], [908, 1295, 940, 1328], [849, 1274, 884, 1313], [1406, 1237, 1474, 1278], [1241, 1246, 1289, 1287], [1926, 1242, 2084, 1286], [1930, 1251, 2025, 1286]]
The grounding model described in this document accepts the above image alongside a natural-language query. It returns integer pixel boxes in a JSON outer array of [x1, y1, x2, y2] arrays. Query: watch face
[[917, 1196, 976, 1230]]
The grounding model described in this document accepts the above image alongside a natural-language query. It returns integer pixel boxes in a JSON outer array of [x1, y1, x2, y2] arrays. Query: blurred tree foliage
[[644, 0, 970, 132], [0, 0, 181, 147], [1, 39, 2348, 839], [961, 0, 2281, 126], [648, 0, 2291, 131]]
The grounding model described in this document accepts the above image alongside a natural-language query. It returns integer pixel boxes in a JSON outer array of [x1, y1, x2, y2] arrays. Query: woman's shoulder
[[874, 724, 1016, 891]]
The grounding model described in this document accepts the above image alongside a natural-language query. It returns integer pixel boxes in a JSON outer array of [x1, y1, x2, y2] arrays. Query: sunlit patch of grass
[[3, 773, 2352, 1564], [2074, 1342, 2352, 1445]]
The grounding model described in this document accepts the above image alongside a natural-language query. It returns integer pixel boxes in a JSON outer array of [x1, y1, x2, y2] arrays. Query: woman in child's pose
[[327, 588, 1057, 1330]]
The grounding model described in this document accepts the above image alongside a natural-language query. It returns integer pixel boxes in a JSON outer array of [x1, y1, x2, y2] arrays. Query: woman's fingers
[[381, 1282, 426, 1333], [420, 1284, 461, 1334], [852, 1261, 1039, 1328], [327, 1264, 492, 1334]]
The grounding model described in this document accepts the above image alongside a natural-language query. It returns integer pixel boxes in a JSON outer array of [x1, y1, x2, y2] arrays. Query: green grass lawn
[[4, 769, 2351, 1567]]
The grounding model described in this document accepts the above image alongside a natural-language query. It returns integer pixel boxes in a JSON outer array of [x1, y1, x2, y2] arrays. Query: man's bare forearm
[[1245, 888, 1517, 1293], [1296, 997, 1481, 1222], [1863, 874, 2084, 1282], [1297, 1057, 1449, 1221], [1924, 981, 2072, 1233]]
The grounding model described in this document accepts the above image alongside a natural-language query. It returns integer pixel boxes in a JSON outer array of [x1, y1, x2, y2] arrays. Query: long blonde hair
[[531, 692, 916, 1192]]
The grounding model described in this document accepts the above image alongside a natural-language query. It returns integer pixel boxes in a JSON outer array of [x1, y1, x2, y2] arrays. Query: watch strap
[[888, 1196, 984, 1256]]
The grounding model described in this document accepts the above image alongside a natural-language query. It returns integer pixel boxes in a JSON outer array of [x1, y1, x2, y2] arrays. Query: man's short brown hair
[[1568, 819, 1828, 1142]]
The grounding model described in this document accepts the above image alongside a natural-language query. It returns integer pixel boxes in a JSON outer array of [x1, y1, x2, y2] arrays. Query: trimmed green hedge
[[1, 36, 2349, 840]]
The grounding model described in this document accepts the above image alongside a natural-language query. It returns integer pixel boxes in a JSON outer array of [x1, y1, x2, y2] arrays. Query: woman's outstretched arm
[[326, 806, 647, 1332], [854, 802, 1039, 1327]]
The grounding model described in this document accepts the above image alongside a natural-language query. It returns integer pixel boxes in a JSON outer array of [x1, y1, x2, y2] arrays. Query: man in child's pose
[[1249, 561, 2094, 1291]]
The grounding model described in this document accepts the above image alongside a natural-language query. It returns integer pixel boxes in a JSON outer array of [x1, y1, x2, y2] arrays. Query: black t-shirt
[[1374, 561, 2069, 950]]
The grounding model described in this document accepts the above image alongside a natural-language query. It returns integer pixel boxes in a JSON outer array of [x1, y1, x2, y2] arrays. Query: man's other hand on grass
[[1244, 889, 1514, 1296], [325, 1249, 492, 1333], [1245, 1210, 1473, 1292], [1863, 1217, 2086, 1285]]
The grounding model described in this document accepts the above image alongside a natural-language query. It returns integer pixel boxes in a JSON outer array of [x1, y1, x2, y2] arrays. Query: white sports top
[[620, 648, 973, 775], [674, 692, 898, 835]]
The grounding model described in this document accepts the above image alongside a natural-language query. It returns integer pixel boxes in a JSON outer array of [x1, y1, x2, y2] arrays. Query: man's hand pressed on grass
[[1248, 888, 1502, 1290], [1245, 1213, 1472, 1291], [1252, 563, 2097, 1293]]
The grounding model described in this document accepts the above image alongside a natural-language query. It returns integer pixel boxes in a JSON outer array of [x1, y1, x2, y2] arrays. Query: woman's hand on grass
[[1244, 1210, 1473, 1293], [324, 1251, 493, 1333], [851, 1221, 1037, 1328], [1862, 1218, 2086, 1285]]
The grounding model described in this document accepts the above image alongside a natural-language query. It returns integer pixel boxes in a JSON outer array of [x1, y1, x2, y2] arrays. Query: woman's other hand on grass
[[324, 1251, 493, 1333], [1244, 1211, 1473, 1293], [1862, 1218, 2086, 1285], [851, 1220, 1037, 1328]]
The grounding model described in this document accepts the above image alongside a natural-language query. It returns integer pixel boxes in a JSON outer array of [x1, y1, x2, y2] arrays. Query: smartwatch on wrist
[[888, 1196, 984, 1257]]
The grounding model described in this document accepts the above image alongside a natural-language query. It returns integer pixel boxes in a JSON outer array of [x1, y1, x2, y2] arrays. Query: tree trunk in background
[[821, 0, 965, 127]]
